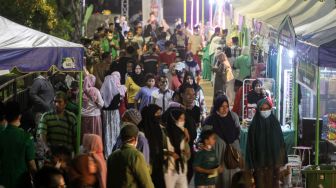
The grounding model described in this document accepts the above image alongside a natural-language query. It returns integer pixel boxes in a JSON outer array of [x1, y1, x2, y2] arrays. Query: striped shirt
[[37, 110, 77, 150]]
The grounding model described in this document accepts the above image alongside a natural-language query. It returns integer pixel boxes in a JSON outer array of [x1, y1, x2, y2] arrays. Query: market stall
[[294, 36, 336, 165], [0, 16, 84, 152]]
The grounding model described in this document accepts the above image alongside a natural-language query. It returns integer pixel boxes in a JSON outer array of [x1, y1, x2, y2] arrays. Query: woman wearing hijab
[[203, 95, 241, 188], [246, 98, 287, 188], [163, 109, 190, 188], [82, 134, 106, 188], [100, 71, 127, 158], [180, 72, 207, 118], [138, 104, 166, 188], [82, 75, 104, 139], [184, 52, 201, 82], [126, 63, 146, 109], [112, 109, 150, 164]]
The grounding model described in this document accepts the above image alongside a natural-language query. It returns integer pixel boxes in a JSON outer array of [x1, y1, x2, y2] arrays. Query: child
[[134, 73, 158, 111], [194, 130, 223, 188]]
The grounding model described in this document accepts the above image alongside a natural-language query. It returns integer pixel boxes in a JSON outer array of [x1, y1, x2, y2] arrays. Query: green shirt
[[107, 144, 154, 188], [0, 125, 35, 188], [37, 110, 76, 151], [193, 149, 219, 186], [234, 55, 251, 81]]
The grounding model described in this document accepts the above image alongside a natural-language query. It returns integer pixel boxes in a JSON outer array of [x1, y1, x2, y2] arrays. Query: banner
[[142, 0, 163, 24], [278, 16, 296, 49]]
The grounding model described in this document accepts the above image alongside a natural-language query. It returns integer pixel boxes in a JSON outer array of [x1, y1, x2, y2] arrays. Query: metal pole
[[315, 66, 321, 165], [191, 0, 194, 32], [209, 1, 212, 26], [202, 0, 204, 25], [184, 0, 187, 22], [293, 58, 298, 147], [196, 0, 199, 25], [76, 71, 84, 154]]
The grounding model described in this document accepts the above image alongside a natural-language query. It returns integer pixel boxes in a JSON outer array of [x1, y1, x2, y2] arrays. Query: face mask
[[163, 68, 169, 74], [176, 121, 185, 130], [260, 110, 272, 119]]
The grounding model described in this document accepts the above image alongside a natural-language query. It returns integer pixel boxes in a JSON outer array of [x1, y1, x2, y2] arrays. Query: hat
[[257, 97, 273, 109], [175, 62, 186, 71], [120, 124, 139, 142]]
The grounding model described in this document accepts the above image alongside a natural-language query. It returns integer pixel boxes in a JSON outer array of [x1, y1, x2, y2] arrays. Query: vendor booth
[[0, 16, 84, 152]]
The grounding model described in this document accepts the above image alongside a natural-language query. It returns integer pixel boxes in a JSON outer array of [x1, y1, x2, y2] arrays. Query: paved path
[[200, 79, 213, 113]]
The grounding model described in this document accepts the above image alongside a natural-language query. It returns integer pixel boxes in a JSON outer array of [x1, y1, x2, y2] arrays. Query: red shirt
[[232, 86, 243, 117], [159, 51, 176, 66]]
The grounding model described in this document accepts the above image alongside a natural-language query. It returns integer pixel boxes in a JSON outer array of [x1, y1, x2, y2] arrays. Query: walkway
[[200, 79, 213, 113]]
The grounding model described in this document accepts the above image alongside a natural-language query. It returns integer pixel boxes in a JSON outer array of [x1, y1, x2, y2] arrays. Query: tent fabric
[[0, 16, 84, 72]]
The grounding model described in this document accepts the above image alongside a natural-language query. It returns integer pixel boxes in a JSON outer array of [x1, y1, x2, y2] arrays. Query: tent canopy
[[0, 16, 84, 72]]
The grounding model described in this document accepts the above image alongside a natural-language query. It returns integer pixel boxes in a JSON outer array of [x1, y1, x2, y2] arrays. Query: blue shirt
[[135, 86, 158, 111]]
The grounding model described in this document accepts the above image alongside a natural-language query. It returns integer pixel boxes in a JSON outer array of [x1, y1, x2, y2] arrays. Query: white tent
[[0, 16, 84, 72]]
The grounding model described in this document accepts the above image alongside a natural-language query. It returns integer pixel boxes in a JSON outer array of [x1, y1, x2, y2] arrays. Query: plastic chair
[[292, 146, 312, 166]]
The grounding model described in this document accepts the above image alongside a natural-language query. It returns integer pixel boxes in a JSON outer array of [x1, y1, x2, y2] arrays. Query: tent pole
[[184, 0, 187, 22], [315, 66, 321, 165], [293, 61, 298, 147], [76, 71, 84, 154], [202, 0, 204, 25]]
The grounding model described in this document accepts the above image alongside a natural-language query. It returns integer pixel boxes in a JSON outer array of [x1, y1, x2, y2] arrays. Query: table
[[239, 127, 295, 157]]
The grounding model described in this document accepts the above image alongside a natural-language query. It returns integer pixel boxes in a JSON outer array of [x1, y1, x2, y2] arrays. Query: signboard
[[142, 0, 163, 24], [296, 61, 317, 94], [278, 16, 296, 49]]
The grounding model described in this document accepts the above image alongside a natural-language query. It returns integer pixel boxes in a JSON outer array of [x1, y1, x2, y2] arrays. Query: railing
[[0, 73, 37, 110]]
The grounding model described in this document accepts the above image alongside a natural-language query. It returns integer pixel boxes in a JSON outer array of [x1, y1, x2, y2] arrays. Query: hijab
[[100, 75, 119, 108], [83, 75, 99, 106], [185, 52, 198, 68], [68, 154, 97, 188], [130, 63, 146, 87], [165, 109, 185, 173], [111, 71, 127, 97], [181, 71, 201, 92], [82, 134, 106, 188]]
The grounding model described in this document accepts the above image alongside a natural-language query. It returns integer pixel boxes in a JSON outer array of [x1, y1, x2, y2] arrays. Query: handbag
[[224, 143, 244, 169]]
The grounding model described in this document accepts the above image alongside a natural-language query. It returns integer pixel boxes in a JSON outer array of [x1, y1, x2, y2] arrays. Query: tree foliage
[[0, 0, 82, 42]]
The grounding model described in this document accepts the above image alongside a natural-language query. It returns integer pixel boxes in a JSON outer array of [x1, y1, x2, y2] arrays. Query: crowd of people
[[0, 12, 288, 188]]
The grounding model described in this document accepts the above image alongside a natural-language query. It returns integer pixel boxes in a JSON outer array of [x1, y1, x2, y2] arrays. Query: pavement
[[199, 79, 214, 113]]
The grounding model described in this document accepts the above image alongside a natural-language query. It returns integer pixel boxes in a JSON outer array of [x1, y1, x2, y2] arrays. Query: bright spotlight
[[209, 0, 214, 5], [288, 50, 295, 58]]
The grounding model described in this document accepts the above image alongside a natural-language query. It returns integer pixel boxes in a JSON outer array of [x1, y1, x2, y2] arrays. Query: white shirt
[[166, 136, 187, 173], [151, 89, 174, 112]]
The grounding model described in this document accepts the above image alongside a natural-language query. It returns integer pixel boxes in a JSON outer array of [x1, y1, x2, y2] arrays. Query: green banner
[[296, 60, 317, 94]]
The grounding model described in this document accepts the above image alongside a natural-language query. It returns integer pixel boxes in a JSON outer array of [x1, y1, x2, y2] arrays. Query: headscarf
[[210, 95, 239, 143], [122, 109, 142, 125], [100, 75, 119, 108], [181, 71, 201, 92], [82, 134, 106, 188], [68, 154, 97, 188], [165, 108, 185, 173], [83, 75, 99, 106], [246, 96, 288, 169], [130, 63, 146, 87], [185, 52, 198, 68], [111, 71, 127, 97]]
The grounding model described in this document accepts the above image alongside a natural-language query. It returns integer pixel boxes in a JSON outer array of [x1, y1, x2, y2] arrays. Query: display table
[[239, 127, 295, 157]]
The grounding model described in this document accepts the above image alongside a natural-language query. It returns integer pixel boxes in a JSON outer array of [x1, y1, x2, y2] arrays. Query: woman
[[203, 95, 241, 187], [168, 62, 183, 92], [184, 52, 201, 81], [163, 109, 190, 188], [112, 109, 150, 164], [246, 97, 287, 188], [247, 79, 264, 105], [82, 134, 106, 188], [68, 154, 98, 188], [82, 75, 104, 139], [100, 71, 126, 158], [138, 104, 166, 188], [180, 72, 207, 118], [126, 63, 145, 108]]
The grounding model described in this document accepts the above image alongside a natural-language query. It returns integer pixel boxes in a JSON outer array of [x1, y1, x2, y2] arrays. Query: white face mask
[[176, 121, 185, 130], [260, 110, 272, 119], [163, 68, 169, 74]]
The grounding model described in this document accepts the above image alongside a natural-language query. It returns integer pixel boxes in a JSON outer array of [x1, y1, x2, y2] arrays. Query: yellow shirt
[[125, 76, 141, 104]]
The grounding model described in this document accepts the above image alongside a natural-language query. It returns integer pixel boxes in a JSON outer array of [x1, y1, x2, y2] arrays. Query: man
[[156, 32, 167, 52], [124, 31, 139, 52], [0, 101, 37, 188], [37, 91, 77, 153], [179, 85, 201, 182], [170, 24, 188, 59], [188, 25, 204, 72], [30, 71, 55, 125], [230, 36, 242, 67], [133, 26, 145, 50], [93, 52, 112, 89], [141, 42, 159, 75], [151, 75, 174, 112], [159, 41, 176, 74], [107, 124, 154, 188]]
